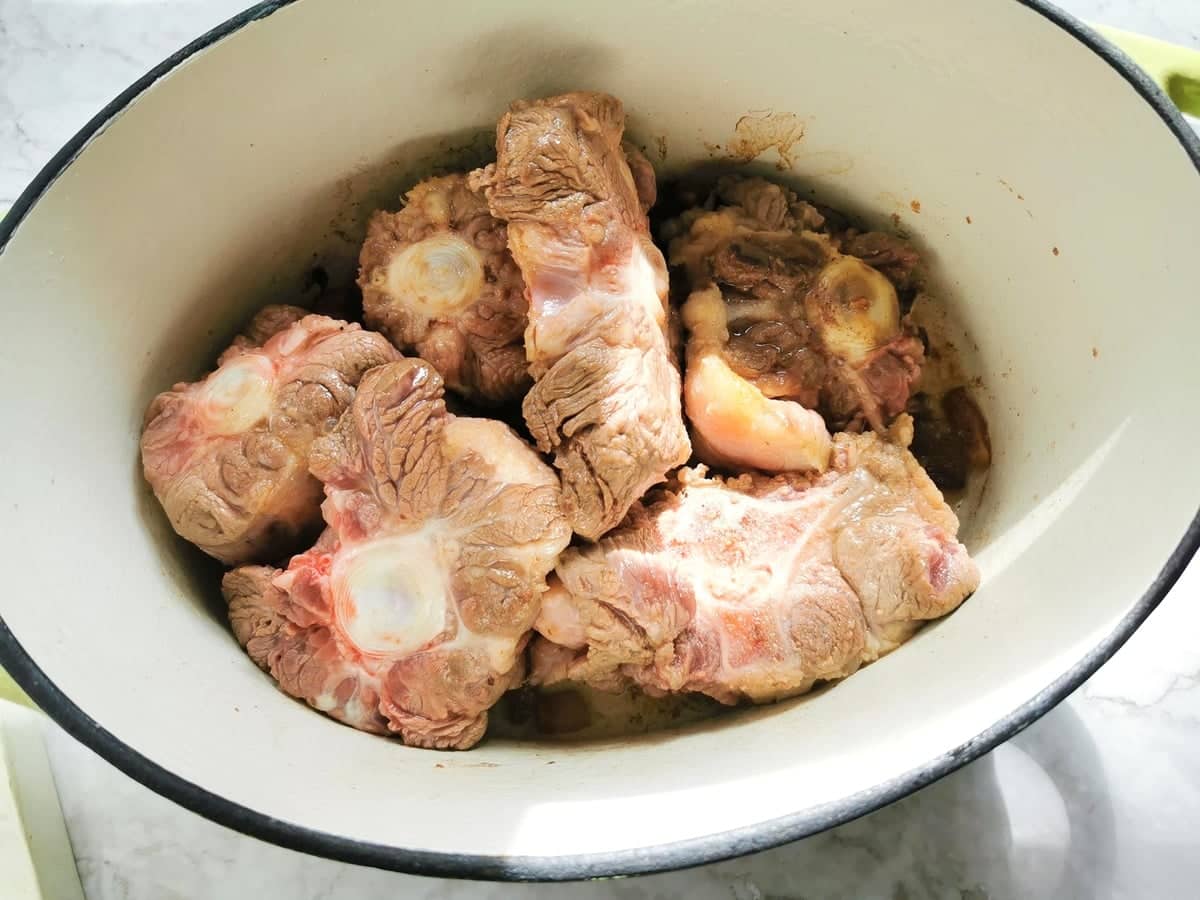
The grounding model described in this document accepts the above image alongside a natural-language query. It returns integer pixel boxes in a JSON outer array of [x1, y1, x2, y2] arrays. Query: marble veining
[[3, 1, 1199, 898]]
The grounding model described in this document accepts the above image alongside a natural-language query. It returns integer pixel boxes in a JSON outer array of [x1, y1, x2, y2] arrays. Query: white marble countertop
[[3, 1, 1199, 898]]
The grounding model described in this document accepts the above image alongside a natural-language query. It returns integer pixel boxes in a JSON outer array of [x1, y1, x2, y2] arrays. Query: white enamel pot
[[1, 0, 1198, 881]]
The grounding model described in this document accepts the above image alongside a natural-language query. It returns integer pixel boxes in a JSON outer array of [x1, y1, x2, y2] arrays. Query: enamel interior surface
[[0, 0, 1196, 868]]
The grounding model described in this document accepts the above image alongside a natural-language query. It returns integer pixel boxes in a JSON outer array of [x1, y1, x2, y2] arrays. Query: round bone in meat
[[140, 308, 400, 565], [224, 359, 571, 749], [359, 174, 530, 406]]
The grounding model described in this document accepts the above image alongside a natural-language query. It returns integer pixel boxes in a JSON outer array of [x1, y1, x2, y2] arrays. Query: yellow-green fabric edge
[[1094, 24, 1200, 117], [0, 670, 33, 709]]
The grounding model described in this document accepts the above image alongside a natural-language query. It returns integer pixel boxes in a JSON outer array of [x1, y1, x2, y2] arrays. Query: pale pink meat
[[141, 308, 399, 564], [529, 424, 978, 704], [224, 359, 570, 749], [471, 91, 691, 540]]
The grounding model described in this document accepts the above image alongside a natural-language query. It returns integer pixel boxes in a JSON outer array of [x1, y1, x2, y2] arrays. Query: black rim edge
[[0, 1, 294, 256], [0, 0, 1198, 883]]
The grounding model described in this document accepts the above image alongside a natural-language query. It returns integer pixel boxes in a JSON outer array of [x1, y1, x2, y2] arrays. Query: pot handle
[[1094, 24, 1200, 118]]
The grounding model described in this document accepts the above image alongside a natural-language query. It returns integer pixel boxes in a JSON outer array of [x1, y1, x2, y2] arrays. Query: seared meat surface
[[668, 177, 924, 473], [472, 92, 691, 540], [359, 174, 530, 406], [224, 359, 570, 749], [530, 423, 978, 704], [141, 308, 399, 564]]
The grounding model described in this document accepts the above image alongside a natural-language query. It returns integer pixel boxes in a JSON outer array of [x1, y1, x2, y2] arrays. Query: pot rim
[[1, 0, 1198, 882]]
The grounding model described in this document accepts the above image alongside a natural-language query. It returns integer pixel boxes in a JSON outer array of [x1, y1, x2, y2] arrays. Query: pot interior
[[0, 0, 1197, 868]]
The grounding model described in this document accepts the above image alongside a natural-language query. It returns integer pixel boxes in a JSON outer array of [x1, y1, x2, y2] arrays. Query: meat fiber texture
[[223, 359, 571, 749], [668, 176, 925, 474], [141, 307, 400, 565], [359, 174, 531, 406], [471, 91, 691, 540], [530, 423, 979, 705]]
